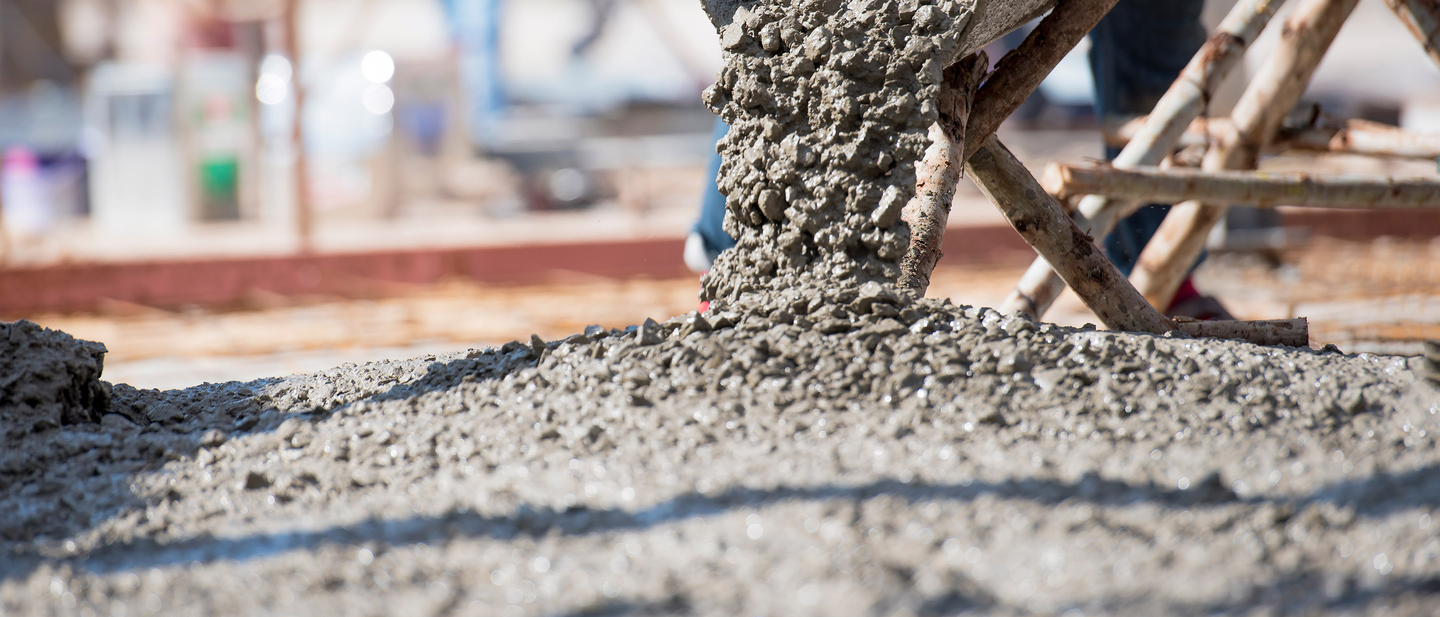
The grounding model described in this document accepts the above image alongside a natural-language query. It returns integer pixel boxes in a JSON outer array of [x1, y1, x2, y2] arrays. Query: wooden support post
[[1281, 117, 1440, 159], [997, 0, 1285, 318], [899, 55, 985, 295], [1129, 0, 1359, 312], [907, 0, 1122, 296], [1385, 0, 1440, 72], [966, 136, 1178, 335], [903, 0, 1118, 296], [963, 0, 1121, 160], [284, 0, 314, 254], [1174, 317, 1310, 348], [1105, 115, 1440, 160], [1042, 163, 1440, 209]]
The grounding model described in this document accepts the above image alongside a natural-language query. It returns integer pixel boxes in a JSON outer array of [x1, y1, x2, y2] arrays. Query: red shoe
[[1166, 279, 1234, 321]]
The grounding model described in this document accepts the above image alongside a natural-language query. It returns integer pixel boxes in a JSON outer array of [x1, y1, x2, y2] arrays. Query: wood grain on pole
[[966, 136, 1177, 335], [1129, 0, 1360, 311], [996, 0, 1285, 318], [1105, 115, 1440, 160], [1175, 317, 1311, 347], [1288, 117, 1440, 158], [1385, 0, 1440, 71], [899, 55, 985, 295], [1043, 163, 1440, 209], [962, 0, 1121, 161]]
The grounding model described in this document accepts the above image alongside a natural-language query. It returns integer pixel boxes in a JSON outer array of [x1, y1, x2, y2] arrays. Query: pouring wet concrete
[[5, 0, 1440, 614]]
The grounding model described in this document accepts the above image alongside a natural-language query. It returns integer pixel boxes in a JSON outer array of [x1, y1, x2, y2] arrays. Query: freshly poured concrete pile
[[3, 295, 1439, 615], [0, 320, 110, 440], [5, 0, 1440, 614]]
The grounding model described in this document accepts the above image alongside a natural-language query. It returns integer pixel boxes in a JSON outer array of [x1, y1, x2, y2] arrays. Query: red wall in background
[[0, 227, 1036, 315], [8, 209, 1427, 316]]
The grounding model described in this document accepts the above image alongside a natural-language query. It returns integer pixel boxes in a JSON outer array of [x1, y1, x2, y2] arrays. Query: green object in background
[[199, 157, 239, 221]]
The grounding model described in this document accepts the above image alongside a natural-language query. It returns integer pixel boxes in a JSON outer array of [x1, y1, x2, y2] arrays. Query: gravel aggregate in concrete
[[0, 320, 110, 440], [698, 0, 982, 301], [6, 1, 1440, 614], [3, 291, 1439, 615]]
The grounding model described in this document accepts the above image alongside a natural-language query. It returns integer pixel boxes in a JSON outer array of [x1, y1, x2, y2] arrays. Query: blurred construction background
[[2, 0, 1439, 389]]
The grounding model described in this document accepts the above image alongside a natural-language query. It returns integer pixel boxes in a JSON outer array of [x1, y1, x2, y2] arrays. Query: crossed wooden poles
[[904, 0, 1440, 347]]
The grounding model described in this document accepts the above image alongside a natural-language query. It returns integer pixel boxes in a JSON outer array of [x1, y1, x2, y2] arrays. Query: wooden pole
[[1042, 163, 1440, 209], [898, 55, 985, 295], [283, 0, 313, 254], [1105, 114, 1440, 160], [1284, 117, 1440, 158], [904, 0, 1123, 296], [906, 0, 1120, 306], [962, 0, 1121, 161], [997, 0, 1285, 318], [892, 0, 1119, 302], [1129, 0, 1359, 312], [1385, 0, 1440, 72], [1175, 317, 1310, 348], [966, 135, 1178, 335]]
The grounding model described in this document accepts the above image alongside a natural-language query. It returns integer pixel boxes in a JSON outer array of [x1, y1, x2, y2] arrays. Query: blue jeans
[[694, 0, 1209, 272], [694, 119, 737, 261], [1090, 0, 1208, 275]]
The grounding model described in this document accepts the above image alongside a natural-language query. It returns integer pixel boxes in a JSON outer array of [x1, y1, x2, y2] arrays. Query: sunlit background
[[3, 0, 1440, 389]]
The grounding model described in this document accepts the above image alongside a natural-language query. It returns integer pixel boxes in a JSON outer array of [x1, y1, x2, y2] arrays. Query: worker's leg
[[1088, 0, 1207, 277], [1089, 0, 1230, 319], [685, 119, 737, 272]]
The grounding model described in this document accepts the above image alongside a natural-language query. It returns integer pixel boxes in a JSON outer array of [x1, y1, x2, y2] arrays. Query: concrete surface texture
[[0, 321, 110, 440], [2, 292, 1438, 615], [5, 2, 1440, 615], [699, 0, 989, 301]]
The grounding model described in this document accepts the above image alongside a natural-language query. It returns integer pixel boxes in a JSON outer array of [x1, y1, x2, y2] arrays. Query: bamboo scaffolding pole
[[1385, 0, 1440, 72], [1042, 163, 1440, 209], [1174, 317, 1310, 347], [997, 0, 1285, 318], [962, 0, 1121, 160], [1286, 117, 1440, 158], [1129, 0, 1360, 312], [966, 136, 1178, 335], [970, 140, 1314, 345], [1105, 115, 1440, 160], [284, 0, 314, 254], [905, 0, 1120, 296], [899, 55, 986, 294]]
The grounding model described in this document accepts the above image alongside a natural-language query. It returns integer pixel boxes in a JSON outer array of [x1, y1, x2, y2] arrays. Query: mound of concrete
[[2, 292, 1436, 615], [0, 320, 110, 440], [3, 0, 1438, 613]]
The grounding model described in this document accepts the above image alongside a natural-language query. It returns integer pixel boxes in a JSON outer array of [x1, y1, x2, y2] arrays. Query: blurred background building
[[2, 0, 1439, 259], [0, 0, 725, 262]]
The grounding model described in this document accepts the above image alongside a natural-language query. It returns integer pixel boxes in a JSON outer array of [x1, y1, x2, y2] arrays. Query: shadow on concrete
[[6, 463, 1439, 581]]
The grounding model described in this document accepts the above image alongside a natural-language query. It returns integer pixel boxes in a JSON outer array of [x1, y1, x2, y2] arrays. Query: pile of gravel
[[3, 289, 1435, 615], [0, 320, 110, 440], [3, 0, 1437, 611]]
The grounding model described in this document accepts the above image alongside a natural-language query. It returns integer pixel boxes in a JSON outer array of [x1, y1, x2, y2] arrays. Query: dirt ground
[[24, 237, 1440, 391]]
